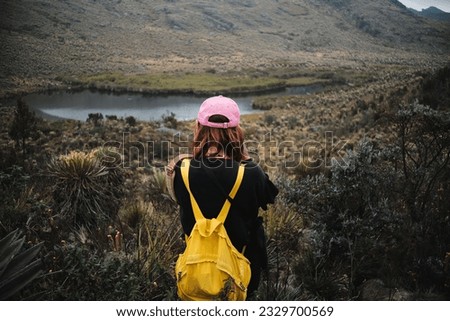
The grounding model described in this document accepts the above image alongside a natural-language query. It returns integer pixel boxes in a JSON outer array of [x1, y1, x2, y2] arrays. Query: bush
[[285, 141, 403, 299], [390, 103, 450, 293], [0, 166, 32, 233], [162, 111, 178, 129], [33, 198, 182, 300], [39, 242, 172, 300], [8, 99, 38, 156], [264, 114, 277, 126], [255, 201, 306, 300], [125, 115, 137, 127], [420, 64, 450, 110], [284, 103, 450, 299], [86, 113, 103, 126], [0, 230, 43, 300], [47, 149, 124, 228]]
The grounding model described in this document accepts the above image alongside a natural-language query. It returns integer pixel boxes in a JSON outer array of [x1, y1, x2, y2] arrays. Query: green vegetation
[[0, 230, 43, 300], [8, 99, 38, 156], [252, 68, 376, 110], [58, 67, 375, 96], [63, 72, 286, 95], [47, 149, 124, 228], [1, 65, 449, 300], [285, 77, 331, 86]]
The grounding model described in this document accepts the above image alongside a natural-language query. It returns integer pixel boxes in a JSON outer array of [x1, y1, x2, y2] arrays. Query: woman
[[167, 95, 278, 297]]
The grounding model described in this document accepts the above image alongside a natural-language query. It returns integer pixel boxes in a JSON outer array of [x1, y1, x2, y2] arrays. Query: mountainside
[[0, 0, 449, 95], [410, 6, 450, 22]]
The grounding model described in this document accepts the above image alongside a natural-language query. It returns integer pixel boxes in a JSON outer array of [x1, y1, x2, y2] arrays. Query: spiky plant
[[48, 149, 123, 227], [262, 203, 304, 251], [256, 202, 306, 300], [0, 230, 43, 300], [120, 200, 181, 277], [148, 167, 167, 194]]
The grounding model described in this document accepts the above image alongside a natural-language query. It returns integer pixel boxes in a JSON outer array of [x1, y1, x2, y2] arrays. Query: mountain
[[0, 0, 449, 95], [409, 6, 450, 22]]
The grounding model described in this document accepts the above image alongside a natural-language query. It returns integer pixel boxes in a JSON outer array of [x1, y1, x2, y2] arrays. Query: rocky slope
[[0, 0, 449, 96], [410, 6, 450, 22]]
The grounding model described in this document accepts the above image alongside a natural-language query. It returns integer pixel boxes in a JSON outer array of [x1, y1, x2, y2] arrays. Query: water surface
[[24, 85, 323, 121]]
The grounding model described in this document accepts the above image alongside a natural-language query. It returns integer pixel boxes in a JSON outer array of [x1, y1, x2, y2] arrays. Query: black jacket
[[173, 157, 278, 293]]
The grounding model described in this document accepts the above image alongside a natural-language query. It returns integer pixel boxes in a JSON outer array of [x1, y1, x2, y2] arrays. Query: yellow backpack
[[175, 159, 251, 301]]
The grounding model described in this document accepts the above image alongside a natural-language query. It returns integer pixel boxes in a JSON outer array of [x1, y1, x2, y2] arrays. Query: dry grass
[[69, 72, 286, 95]]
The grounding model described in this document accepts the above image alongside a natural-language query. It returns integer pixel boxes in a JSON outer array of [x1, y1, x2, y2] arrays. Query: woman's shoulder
[[241, 159, 261, 169], [241, 159, 279, 205], [241, 160, 267, 178]]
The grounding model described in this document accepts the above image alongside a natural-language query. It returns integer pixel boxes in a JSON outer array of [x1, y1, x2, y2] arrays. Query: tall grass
[[68, 72, 286, 94]]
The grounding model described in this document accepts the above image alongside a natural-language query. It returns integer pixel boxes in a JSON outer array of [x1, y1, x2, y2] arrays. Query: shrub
[[264, 114, 277, 126], [40, 242, 172, 300], [389, 103, 450, 293], [0, 230, 43, 300], [8, 99, 38, 156], [286, 140, 405, 299], [125, 115, 137, 127], [47, 149, 124, 228], [29, 195, 182, 300], [286, 116, 298, 130], [105, 114, 118, 121], [256, 202, 306, 300], [86, 113, 103, 126], [120, 200, 182, 279], [420, 64, 450, 110], [162, 111, 178, 129], [0, 166, 32, 233], [285, 103, 450, 299]]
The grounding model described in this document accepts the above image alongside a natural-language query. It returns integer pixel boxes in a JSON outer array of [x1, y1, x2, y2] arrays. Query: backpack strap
[[180, 159, 204, 222], [216, 164, 245, 223], [180, 158, 245, 224]]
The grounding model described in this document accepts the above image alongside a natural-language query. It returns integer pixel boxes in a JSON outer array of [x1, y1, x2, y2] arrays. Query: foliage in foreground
[[1, 66, 449, 300], [0, 230, 43, 300], [281, 102, 450, 300]]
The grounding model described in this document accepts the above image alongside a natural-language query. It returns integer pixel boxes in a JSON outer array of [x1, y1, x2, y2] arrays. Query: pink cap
[[197, 95, 240, 128]]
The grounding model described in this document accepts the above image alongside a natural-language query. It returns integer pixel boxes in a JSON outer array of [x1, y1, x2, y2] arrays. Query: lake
[[23, 85, 323, 122]]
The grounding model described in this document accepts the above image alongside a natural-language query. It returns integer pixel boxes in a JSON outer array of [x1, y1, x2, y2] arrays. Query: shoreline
[[1, 72, 334, 105]]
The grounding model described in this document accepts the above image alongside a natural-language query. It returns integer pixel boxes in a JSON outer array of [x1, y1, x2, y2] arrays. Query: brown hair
[[192, 115, 245, 162]]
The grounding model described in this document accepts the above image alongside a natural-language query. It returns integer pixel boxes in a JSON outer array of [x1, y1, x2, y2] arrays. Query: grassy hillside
[[1, 0, 449, 96]]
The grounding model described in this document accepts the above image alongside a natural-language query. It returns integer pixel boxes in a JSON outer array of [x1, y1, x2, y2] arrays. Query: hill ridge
[[0, 0, 449, 96]]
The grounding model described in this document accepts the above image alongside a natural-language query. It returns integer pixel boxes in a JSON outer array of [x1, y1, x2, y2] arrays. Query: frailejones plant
[[0, 230, 43, 300]]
